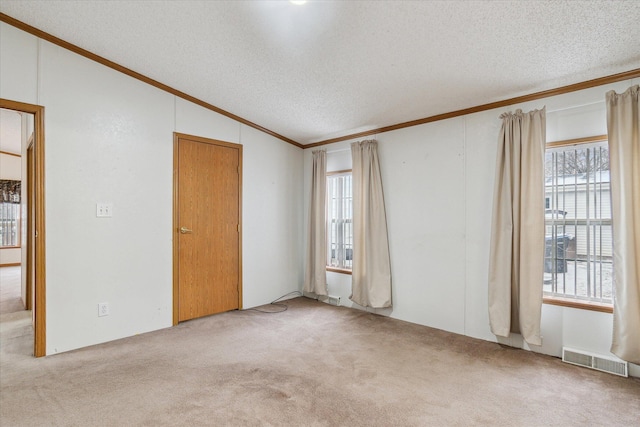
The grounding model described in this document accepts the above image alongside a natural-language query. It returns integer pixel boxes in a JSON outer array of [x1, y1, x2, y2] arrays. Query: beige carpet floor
[[1, 297, 639, 426], [0, 266, 25, 315]]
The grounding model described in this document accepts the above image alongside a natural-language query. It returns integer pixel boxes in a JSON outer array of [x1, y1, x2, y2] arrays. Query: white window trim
[[543, 136, 613, 313], [326, 170, 352, 273]]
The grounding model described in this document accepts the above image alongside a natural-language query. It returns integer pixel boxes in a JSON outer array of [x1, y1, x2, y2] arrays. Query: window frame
[[0, 178, 22, 249], [543, 135, 613, 313], [0, 202, 21, 248], [326, 169, 353, 275]]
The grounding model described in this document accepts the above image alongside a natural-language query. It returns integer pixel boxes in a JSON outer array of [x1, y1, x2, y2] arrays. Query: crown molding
[[0, 13, 304, 149], [305, 68, 640, 148], [3, 13, 638, 151]]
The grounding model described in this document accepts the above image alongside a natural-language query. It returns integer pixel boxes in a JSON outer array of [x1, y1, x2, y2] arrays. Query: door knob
[[180, 227, 193, 234]]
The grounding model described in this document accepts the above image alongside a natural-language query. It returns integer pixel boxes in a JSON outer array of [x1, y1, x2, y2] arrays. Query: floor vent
[[562, 347, 628, 377], [326, 296, 341, 306]]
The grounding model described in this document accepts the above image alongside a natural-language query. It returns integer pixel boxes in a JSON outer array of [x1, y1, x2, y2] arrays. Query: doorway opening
[[0, 100, 46, 357]]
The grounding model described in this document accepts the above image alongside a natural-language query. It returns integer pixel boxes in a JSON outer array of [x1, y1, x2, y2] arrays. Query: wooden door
[[173, 133, 242, 323]]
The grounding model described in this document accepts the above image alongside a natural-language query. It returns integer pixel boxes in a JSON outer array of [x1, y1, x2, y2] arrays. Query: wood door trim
[[173, 132, 243, 325], [26, 142, 34, 311], [1, 98, 46, 357], [174, 132, 244, 150], [0, 150, 21, 157], [172, 138, 179, 325]]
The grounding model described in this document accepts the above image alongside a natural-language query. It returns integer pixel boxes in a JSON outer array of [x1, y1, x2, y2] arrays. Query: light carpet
[[0, 266, 24, 315], [1, 297, 638, 426]]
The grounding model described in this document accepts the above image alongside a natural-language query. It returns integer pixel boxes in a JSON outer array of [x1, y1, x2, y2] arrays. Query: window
[[0, 180, 21, 247], [326, 171, 353, 271], [544, 140, 612, 307]]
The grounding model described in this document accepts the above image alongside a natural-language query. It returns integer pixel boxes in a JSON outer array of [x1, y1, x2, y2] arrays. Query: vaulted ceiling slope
[[1, 1, 639, 146]]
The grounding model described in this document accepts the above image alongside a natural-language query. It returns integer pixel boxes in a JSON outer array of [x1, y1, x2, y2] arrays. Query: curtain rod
[[547, 100, 603, 114], [325, 148, 351, 154]]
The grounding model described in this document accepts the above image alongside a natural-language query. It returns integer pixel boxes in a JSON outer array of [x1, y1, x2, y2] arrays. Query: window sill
[[326, 267, 352, 275], [543, 295, 613, 313]]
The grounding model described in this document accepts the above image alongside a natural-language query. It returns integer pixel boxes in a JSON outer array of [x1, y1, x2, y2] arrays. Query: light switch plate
[[96, 203, 113, 217], [98, 302, 109, 317]]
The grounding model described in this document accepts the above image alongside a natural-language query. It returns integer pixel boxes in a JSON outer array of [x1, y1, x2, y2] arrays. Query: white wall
[[304, 78, 640, 377], [0, 152, 21, 179], [0, 22, 303, 355], [2, 18, 637, 376], [0, 23, 37, 105], [0, 248, 20, 265]]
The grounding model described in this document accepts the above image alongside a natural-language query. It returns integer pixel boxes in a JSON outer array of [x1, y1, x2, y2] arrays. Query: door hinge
[[237, 224, 240, 232]]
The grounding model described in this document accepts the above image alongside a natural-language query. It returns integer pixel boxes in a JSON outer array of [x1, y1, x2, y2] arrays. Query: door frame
[[172, 132, 242, 325], [26, 136, 34, 311], [1, 98, 46, 357]]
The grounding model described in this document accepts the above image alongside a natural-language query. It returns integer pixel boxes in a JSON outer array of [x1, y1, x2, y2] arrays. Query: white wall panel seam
[[463, 116, 468, 336], [36, 38, 41, 105]]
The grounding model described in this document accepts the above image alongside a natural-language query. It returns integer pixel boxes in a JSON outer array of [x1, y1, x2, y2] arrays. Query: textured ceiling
[[1, 1, 639, 145]]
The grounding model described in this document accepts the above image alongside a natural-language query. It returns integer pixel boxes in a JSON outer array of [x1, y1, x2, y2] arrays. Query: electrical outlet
[[96, 203, 113, 218], [98, 302, 109, 317], [327, 295, 340, 306]]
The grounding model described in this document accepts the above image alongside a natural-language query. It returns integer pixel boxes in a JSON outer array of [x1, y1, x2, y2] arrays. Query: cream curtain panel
[[606, 85, 640, 364], [488, 108, 546, 346], [303, 150, 328, 296], [350, 140, 392, 308]]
